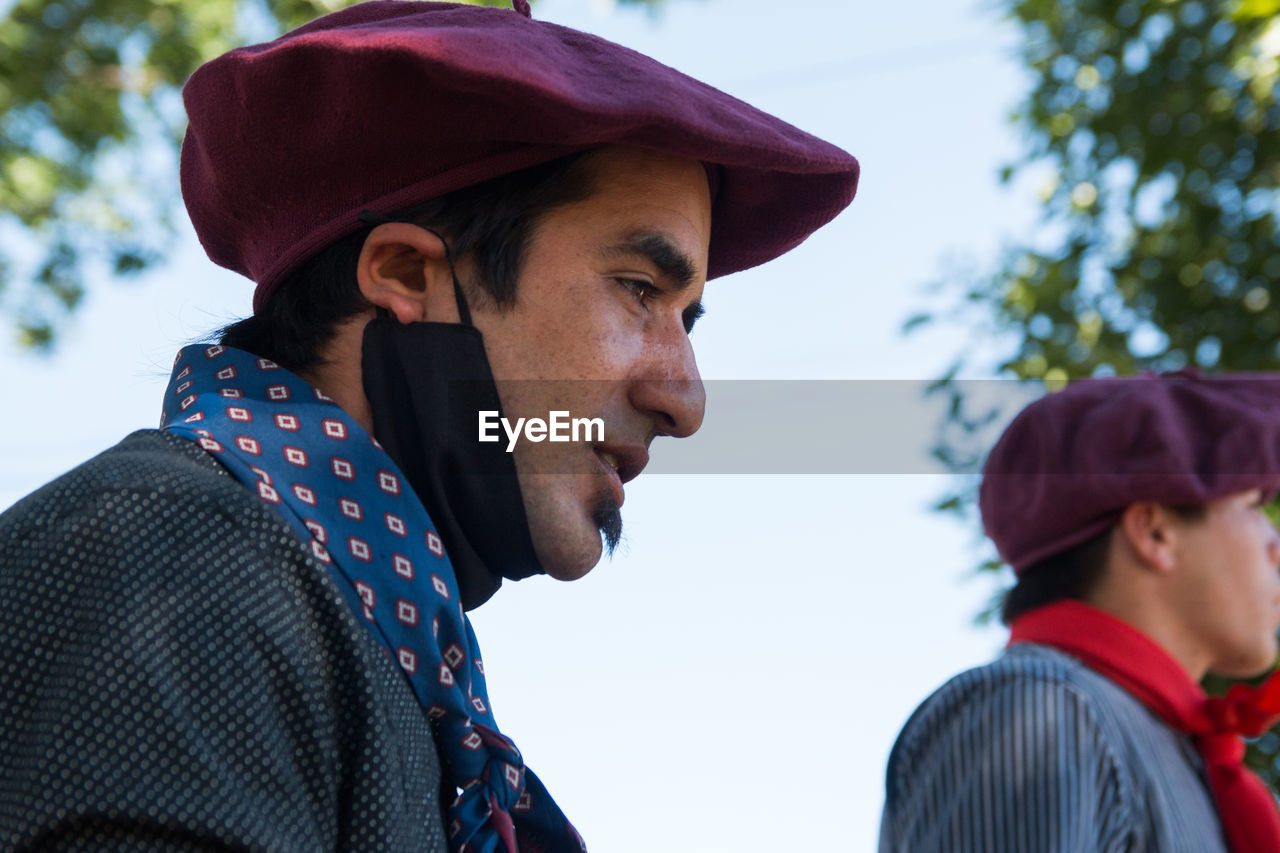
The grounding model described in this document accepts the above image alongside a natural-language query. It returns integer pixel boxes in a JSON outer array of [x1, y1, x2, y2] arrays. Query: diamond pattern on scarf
[[160, 344, 584, 853]]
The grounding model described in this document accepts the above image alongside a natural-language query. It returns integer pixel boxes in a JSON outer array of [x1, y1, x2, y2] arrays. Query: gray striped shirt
[[879, 644, 1229, 852]]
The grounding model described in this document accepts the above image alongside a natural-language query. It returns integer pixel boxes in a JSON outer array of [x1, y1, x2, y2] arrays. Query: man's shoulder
[[0, 428, 312, 607], [905, 643, 1113, 722], [881, 646, 1227, 853], [0, 430, 449, 850], [887, 644, 1126, 776], [2, 429, 242, 528], [880, 644, 1144, 848]]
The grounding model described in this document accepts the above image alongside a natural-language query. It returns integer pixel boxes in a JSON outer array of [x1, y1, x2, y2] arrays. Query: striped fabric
[[879, 644, 1230, 852]]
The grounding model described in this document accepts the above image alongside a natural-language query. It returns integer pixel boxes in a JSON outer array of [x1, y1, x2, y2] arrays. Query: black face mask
[[360, 314, 544, 611]]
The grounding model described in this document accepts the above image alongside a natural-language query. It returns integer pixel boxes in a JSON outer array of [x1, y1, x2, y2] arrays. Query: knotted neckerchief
[[1009, 600, 1280, 853], [160, 344, 584, 853]]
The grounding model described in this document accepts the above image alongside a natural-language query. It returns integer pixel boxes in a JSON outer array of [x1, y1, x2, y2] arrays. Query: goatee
[[592, 492, 623, 555]]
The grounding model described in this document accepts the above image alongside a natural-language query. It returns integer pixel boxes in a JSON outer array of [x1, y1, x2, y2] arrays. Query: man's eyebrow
[[603, 231, 699, 291]]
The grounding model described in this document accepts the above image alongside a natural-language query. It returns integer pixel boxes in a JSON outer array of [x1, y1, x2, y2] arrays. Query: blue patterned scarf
[[160, 344, 583, 853]]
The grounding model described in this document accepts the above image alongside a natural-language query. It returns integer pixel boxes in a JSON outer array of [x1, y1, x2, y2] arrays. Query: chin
[[545, 562, 598, 582], [1213, 641, 1279, 679], [530, 517, 606, 581], [538, 542, 603, 581], [522, 481, 621, 582]]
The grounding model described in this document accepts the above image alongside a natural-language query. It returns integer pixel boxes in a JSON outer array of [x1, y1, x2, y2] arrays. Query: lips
[[595, 443, 648, 485], [594, 443, 648, 509]]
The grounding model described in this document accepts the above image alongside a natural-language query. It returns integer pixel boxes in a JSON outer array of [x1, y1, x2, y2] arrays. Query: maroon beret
[[179, 0, 860, 311], [980, 370, 1280, 573]]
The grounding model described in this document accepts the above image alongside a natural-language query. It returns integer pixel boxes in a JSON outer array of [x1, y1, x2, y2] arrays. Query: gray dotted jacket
[[0, 430, 448, 851]]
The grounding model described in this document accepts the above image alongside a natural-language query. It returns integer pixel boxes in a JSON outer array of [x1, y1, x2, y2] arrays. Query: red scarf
[[1009, 600, 1280, 853]]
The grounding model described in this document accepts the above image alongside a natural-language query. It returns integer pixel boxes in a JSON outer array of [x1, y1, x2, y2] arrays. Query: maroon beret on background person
[[179, 0, 861, 311], [979, 370, 1280, 574]]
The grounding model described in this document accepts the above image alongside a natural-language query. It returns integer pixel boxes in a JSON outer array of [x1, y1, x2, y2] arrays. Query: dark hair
[[219, 152, 596, 372], [999, 502, 1209, 625], [999, 529, 1114, 625]]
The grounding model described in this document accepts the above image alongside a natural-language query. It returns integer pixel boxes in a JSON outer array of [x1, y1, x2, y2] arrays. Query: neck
[[297, 312, 377, 436], [1085, 588, 1212, 681]]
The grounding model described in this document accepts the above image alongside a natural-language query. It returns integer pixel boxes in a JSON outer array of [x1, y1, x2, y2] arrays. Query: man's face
[[1173, 489, 1280, 677], [468, 146, 710, 580]]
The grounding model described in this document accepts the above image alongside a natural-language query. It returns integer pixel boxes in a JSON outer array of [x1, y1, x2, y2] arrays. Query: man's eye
[[615, 277, 660, 306]]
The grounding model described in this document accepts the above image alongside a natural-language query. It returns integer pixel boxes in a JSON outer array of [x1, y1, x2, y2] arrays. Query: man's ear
[[356, 223, 461, 324], [1118, 501, 1178, 574]]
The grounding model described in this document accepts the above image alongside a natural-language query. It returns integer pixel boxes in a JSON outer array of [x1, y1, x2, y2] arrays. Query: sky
[[0, 0, 1040, 848]]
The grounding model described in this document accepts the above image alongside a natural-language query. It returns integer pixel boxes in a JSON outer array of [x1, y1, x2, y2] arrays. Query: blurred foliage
[[917, 0, 1280, 791], [0, 0, 657, 351], [1, 0, 339, 349]]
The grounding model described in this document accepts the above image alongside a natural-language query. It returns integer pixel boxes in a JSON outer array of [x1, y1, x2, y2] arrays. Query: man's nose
[[1267, 519, 1280, 565], [630, 333, 705, 439]]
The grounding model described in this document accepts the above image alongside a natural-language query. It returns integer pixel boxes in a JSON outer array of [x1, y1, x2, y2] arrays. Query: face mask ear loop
[[357, 211, 474, 327], [419, 226, 473, 328]]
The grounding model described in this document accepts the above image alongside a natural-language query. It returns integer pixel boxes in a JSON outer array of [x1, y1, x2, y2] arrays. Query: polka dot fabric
[[0, 429, 446, 850], [157, 345, 581, 853]]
